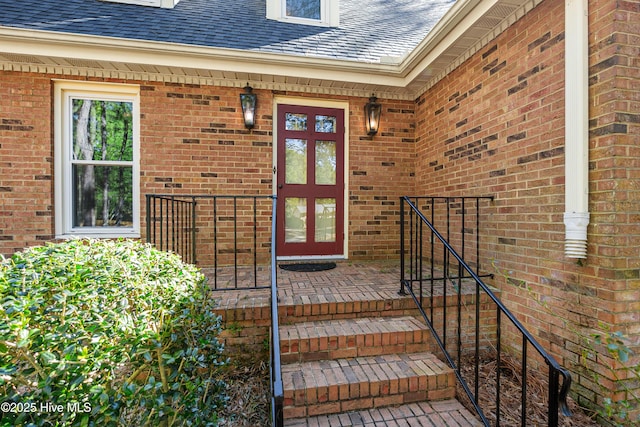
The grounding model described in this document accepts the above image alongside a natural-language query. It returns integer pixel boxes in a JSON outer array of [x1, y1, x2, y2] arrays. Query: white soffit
[[0, 0, 538, 100]]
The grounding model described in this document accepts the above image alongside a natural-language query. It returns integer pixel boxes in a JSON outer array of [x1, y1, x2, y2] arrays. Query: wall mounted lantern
[[240, 84, 257, 129], [364, 95, 382, 136]]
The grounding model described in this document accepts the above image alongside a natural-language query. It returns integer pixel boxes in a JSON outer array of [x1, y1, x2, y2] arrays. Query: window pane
[[315, 141, 336, 185], [286, 139, 307, 184], [315, 198, 336, 242], [286, 0, 321, 19], [72, 165, 133, 227], [285, 112, 308, 131], [315, 115, 336, 133], [72, 99, 134, 162], [285, 197, 307, 243]]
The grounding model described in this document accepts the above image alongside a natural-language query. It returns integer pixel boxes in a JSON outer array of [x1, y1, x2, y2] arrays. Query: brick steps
[[282, 351, 455, 419], [283, 399, 484, 426], [280, 316, 434, 363], [276, 274, 481, 425]]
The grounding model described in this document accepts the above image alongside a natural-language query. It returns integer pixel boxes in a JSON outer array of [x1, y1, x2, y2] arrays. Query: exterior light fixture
[[364, 95, 381, 136], [240, 84, 257, 129]]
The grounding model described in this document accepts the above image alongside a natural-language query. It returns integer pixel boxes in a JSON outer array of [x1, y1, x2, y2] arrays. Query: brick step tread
[[280, 316, 432, 362], [282, 352, 455, 418], [216, 294, 420, 323], [279, 295, 419, 323], [284, 400, 483, 426]]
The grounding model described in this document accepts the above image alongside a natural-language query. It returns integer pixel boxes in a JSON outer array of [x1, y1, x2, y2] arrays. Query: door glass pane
[[72, 99, 134, 161], [315, 115, 336, 133], [285, 197, 307, 243], [285, 113, 308, 131], [286, 0, 321, 20], [72, 165, 133, 227], [315, 198, 336, 242], [285, 139, 307, 184], [315, 141, 336, 185]]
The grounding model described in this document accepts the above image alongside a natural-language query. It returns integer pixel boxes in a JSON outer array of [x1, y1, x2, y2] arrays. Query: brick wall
[[348, 99, 416, 259], [587, 0, 640, 416], [0, 73, 54, 254], [0, 74, 415, 261], [139, 83, 274, 196], [414, 0, 640, 415]]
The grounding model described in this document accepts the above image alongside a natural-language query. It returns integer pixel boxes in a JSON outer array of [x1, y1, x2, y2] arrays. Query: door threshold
[[277, 255, 345, 262]]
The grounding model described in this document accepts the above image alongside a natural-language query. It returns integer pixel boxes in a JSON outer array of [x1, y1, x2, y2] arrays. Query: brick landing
[[210, 261, 405, 311]]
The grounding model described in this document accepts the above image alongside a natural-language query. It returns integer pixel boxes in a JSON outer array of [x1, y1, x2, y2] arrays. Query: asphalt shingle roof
[[0, 0, 456, 63]]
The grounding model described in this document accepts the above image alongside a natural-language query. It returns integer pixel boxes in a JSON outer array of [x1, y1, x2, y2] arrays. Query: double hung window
[[286, 0, 321, 20], [54, 81, 140, 238]]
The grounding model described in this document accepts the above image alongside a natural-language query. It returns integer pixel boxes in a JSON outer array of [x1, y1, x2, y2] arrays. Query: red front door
[[276, 104, 345, 257]]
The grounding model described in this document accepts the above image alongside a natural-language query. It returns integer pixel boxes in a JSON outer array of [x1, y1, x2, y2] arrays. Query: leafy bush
[[0, 239, 227, 426]]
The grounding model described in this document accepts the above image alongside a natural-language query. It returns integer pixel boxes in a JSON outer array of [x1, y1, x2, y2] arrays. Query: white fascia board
[[0, 26, 405, 87], [397, 0, 529, 82], [401, 0, 485, 69], [0, 0, 527, 91]]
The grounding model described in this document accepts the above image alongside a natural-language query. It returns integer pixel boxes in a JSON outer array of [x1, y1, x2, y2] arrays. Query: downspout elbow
[[564, 212, 589, 258]]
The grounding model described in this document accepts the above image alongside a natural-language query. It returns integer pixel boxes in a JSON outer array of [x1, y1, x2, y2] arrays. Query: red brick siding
[[0, 76, 415, 261], [414, 0, 640, 412], [0, 73, 54, 253], [348, 99, 416, 259], [587, 0, 640, 413]]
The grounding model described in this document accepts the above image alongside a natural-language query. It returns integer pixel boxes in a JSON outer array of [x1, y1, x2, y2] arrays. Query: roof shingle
[[0, 0, 455, 63]]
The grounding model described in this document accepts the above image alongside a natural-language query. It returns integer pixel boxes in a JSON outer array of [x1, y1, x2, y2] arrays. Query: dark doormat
[[279, 262, 337, 272]]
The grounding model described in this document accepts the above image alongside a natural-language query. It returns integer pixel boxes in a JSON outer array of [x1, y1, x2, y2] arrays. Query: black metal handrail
[[269, 196, 284, 427], [146, 194, 275, 290], [400, 196, 572, 426], [146, 193, 283, 426], [145, 194, 197, 264]]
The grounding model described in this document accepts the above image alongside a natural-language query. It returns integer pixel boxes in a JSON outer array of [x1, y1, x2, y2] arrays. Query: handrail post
[[270, 195, 283, 427], [145, 194, 151, 244], [548, 368, 560, 427], [170, 196, 176, 255], [253, 197, 258, 288], [233, 196, 238, 288], [475, 197, 481, 275], [399, 197, 406, 295], [191, 196, 197, 265]]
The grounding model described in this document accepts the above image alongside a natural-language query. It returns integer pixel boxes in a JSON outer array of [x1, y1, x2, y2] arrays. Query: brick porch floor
[[209, 260, 403, 311]]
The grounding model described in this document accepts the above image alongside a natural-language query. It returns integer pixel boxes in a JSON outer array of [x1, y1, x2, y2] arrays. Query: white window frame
[[53, 80, 141, 239], [267, 0, 339, 27], [100, 0, 179, 8]]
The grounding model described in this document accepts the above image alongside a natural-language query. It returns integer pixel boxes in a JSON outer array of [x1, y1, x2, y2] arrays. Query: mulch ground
[[217, 353, 271, 427], [457, 354, 600, 426]]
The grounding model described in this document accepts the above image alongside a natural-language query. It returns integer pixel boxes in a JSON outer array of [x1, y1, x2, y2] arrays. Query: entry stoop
[[278, 287, 482, 426]]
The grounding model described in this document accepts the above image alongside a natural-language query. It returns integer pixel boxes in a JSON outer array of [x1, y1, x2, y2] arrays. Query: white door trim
[[272, 96, 350, 260]]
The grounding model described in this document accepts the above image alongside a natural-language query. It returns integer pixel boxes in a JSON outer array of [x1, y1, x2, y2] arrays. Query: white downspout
[[563, 0, 590, 259]]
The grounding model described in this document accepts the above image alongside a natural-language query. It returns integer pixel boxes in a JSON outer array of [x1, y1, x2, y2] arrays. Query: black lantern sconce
[[364, 95, 381, 136], [240, 84, 257, 129]]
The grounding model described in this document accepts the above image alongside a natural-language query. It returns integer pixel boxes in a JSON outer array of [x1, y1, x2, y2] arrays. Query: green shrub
[[0, 239, 227, 426]]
